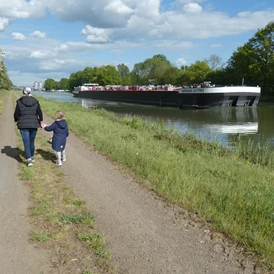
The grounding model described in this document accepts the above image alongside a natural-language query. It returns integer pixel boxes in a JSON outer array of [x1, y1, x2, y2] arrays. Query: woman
[[14, 87, 43, 166]]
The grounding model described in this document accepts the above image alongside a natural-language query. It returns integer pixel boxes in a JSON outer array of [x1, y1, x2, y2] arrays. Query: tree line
[[0, 48, 13, 90]]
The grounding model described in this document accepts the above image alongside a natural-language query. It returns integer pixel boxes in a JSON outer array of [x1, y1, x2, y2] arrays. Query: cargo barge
[[72, 82, 261, 109]]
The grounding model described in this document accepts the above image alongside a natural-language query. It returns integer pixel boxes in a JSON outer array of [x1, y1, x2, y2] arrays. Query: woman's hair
[[55, 110, 65, 120], [23, 86, 32, 95]]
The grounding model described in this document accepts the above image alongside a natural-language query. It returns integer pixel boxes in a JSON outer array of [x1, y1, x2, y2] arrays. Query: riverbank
[[35, 92, 274, 270], [1, 89, 273, 273]]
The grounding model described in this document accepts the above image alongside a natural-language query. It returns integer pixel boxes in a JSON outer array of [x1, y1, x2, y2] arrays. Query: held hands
[[40, 122, 47, 129]]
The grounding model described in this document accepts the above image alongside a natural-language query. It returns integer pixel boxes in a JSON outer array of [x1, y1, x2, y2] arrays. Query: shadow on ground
[[1, 146, 23, 162], [36, 148, 56, 163]]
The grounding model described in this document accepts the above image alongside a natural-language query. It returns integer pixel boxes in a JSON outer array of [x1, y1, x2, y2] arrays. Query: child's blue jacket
[[44, 119, 69, 152]]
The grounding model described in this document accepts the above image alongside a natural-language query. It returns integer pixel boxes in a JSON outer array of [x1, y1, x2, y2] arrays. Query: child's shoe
[[56, 161, 62, 166], [27, 161, 33, 167]]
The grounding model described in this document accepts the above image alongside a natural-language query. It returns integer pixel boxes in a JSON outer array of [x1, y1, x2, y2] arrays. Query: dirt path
[[0, 94, 265, 273], [0, 95, 52, 274]]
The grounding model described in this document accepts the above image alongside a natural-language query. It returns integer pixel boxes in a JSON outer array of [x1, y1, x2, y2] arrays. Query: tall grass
[[235, 136, 274, 166], [0, 89, 10, 114], [38, 96, 274, 268]]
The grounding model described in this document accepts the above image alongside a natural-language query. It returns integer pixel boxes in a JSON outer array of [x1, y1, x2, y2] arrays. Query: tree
[[57, 78, 69, 90], [0, 47, 4, 60], [227, 21, 274, 95], [0, 47, 13, 89], [68, 71, 85, 91], [131, 54, 176, 85], [117, 63, 131, 85], [131, 61, 150, 85], [117, 63, 130, 78], [82, 67, 96, 83], [96, 65, 122, 85], [204, 54, 225, 70], [184, 61, 212, 84], [44, 78, 57, 91]]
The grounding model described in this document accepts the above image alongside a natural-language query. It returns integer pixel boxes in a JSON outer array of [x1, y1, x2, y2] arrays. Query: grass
[[77, 233, 109, 255], [10, 94, 116, 273], [30, 230, 53, 243], [33, 95, 274, 270], [234, 136, 274, 166], [55, 212, 95, 225], [0, 89, 9, 114]]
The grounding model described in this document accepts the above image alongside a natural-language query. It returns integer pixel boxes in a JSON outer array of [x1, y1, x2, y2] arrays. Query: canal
[[32, 91, 274, 150]]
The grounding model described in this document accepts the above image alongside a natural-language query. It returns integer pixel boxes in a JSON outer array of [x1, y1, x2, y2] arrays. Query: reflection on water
[[78, 98, 260, 148], [208, 123, 258, 134], [32, 91, 274, 150]]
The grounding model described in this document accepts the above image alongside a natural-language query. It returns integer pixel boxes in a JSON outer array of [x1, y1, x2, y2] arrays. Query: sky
[[0, 0, 273, 87]]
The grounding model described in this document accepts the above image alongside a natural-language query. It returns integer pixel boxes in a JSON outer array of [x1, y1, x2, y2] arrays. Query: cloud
[[30, 50, 51, 59], [176, 0, 204, 4], [176, 57, 187, 67], [104, 0, 134, 14], [56, 41, 102, 53], [30, 31, 46, 39], [135, 0, 161, 18], [38, 59, 77, 71], [46, 0, 134, 28], [12, 32, 26, 40], [0, 17, 10, 31], [81, 26, 111, 43], [0, 0, 46, 20], [1, 0, 274, 39], [183, 3, 203, 14]]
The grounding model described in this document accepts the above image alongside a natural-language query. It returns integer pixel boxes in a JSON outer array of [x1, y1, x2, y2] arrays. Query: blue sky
[[0, 0, 273, 87]]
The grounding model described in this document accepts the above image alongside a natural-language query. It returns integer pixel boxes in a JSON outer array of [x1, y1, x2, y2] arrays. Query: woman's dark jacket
[[14, 95, 43, 129], [44, 120, 69, 152]]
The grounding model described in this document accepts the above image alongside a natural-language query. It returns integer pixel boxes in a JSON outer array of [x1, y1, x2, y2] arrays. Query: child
[[41, 110, 69, 166]]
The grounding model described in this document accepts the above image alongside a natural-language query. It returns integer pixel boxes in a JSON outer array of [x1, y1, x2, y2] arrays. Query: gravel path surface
[[1, 94, 266, 274], [0, 96, 51, 274]]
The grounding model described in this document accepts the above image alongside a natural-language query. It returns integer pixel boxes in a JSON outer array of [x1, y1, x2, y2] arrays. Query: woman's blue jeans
[[20, 128, 37, 160]]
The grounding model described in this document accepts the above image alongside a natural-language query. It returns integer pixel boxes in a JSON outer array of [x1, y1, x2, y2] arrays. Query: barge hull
[[75, 90, 260, 109]]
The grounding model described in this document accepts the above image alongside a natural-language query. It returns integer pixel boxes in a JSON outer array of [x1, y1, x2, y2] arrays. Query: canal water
[[32, 91, 274, 150]]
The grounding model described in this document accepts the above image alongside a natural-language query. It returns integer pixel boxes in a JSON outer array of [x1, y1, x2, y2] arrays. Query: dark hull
[[74, 90, 260, 109], [178, 92, 260, 109]]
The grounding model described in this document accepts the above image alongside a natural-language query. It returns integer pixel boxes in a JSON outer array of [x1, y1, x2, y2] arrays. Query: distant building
[[33, 81, 45, 91], [34, 82, 38, 90]]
